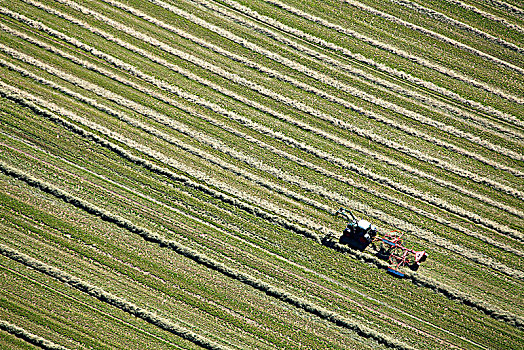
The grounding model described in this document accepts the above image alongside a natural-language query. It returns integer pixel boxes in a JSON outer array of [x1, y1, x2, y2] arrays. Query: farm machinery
[[323, 208, 427, 277]]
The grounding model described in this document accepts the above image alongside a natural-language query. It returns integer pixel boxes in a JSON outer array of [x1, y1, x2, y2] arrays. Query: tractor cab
[[337, 209, 377, 251]]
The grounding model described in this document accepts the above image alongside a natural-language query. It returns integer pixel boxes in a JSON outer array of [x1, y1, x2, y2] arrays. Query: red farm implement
[[374, 231, 427, 277], [323, 208, 428, 277]]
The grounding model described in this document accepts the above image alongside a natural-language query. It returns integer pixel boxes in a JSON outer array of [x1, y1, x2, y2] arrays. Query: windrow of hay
[[0, 246, 229, 350], [440, 0, 524, 33], [191, 0, 524, 141], [1, 85, 522, 329], [5, 136, 470, 347], [3, 43, 522, 244], [3, 57, 523, 265], [388, 0, 524, 53], [3, 13, 523, 219], [0, 166, 415, 350], [0, 320, 70, 350], [257, 0, 524, 104], [3, 55, 524, 283], [344, 0, 524, 72], [96, 0, 524, 165]]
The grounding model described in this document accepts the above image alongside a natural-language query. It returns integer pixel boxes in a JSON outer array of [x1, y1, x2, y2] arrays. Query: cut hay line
[[1, 218, 273, 350], [441, 0, 524, 34], [484, 0, 524, 16], [1, 264, 189, 350], [257, 0, 524, 104], [0, 320, 70, 350], [0, 245, 230, 350], [7, 6, 524, 204], [194, 0, 524, 131], [1, 88, 522, 331], [2, 77, 522, 286], [342, 0, 524, 73], [390, 0, 524, 53], [3, 47, 522, 251], [101, 0, 524, 163], [10, 3, 524, 195], [4, 37, 522, 252], [0, 167, 415, 350], [1, 144, 463, 349], [5, 26, 517, 229], [0, 81, 322, 241], [100, 0, 524, 168], [3, 66, 523, 290], [1, 137, 488, 350], [0, 53, 330, 233], [193, 0, 524, 142]]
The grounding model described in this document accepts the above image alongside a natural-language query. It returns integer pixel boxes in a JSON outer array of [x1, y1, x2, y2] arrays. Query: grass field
[[0, 0, 522, 348]]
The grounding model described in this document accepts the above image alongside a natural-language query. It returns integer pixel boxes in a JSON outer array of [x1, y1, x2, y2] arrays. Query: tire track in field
[[2, 88, 522, 330], [0, 167, 416, 350], [5, 7, 523, 205], [256, 0, 524, 104], [0, 320, 70, 350], [194, 0, 524, 130], [0, 244, 231, 350], [192, 0, 524, 142], [2, 141, 467, 350], [442, 0, 524, 33], [389, 0, 524, 53], [94, 0, 524, 167], [342, 0, 524, 73], [104, 0, 524, 161], [4, 52, 523, 267]]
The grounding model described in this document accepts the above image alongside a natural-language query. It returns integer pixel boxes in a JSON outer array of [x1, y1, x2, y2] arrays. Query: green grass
[[0, 0, 522, 349]]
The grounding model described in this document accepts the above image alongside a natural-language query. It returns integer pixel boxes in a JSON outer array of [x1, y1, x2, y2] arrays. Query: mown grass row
[[216, 0, 523, 117], [3, 71, 522, 292], [0, 205, 330, 350], [0, 320, 70, 350], [1, 8, 520, 266], [3, 47, 522, 255], [2, 24, 520, 266], [2, 23, 520, 300], [1, 9, 520, 243], [9, 0, 524, 193], [234, 0, 524, 103], [3, 4, 520, 238], [191, 0, 524, 142], [0, 162, 418, 349], [0, 166, 418, 348], [1, 89, 522, 334], [2, 91, 520, 350], [0, 132, 516, 350]]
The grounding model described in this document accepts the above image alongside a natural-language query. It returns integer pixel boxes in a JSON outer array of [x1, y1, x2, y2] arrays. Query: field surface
[[0, 0, 523, 349]]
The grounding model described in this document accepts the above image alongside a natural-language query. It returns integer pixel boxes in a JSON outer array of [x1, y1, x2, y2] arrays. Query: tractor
[[326, 208, 428, 277]]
